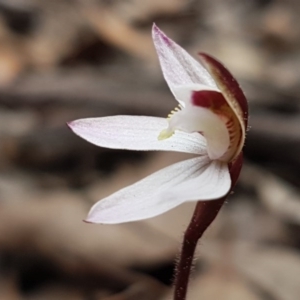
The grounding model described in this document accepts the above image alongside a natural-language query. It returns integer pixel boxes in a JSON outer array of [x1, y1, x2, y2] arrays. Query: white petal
[[68, 116, 207, 155], [165, 160, 230, 201], [152, 24, 219, 105], [86, 157, 231, 224]]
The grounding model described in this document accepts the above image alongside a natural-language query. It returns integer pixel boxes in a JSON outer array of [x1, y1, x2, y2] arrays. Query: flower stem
[[173, 199, 225, 300], [173, 153, 244, 300]]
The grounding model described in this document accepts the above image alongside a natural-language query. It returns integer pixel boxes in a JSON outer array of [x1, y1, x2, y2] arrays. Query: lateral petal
[[86, 157, 231, 224], [68, 116, 206, 155]]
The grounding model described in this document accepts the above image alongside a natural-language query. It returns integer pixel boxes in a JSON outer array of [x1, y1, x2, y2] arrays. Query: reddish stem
[[173, 153, 243, 300], [173, 199, 225, 300]]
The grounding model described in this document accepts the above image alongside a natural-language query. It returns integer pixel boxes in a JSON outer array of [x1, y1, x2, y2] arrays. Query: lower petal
[[86, 157, 231, 224]]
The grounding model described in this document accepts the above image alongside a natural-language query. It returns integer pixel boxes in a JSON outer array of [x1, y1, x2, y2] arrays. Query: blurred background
[[0, 0, 300, 299]]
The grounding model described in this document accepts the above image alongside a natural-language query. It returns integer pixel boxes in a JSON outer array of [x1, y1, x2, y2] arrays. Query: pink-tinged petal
[[152, 24, 219, 104], [86, 156, 231, 224], [198, 53, 248, 160], [68, 116, 207, 155]]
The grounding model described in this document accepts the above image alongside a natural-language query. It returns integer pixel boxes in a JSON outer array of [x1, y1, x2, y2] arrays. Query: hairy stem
[[173, 199, 225, 300], [173, 153, 243, 300]]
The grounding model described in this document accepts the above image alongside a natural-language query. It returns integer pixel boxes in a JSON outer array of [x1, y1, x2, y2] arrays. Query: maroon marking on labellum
[[192, 90, 227, 110]]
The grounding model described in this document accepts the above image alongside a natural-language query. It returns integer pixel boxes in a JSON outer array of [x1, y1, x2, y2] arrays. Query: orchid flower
[[68, 24, 248, 224]]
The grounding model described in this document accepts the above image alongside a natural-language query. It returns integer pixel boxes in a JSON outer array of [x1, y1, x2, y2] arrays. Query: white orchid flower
[[68, 24, 248, 224]]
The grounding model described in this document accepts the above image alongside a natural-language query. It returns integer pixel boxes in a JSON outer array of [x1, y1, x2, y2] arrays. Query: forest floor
[[0, 0, 300, 299]]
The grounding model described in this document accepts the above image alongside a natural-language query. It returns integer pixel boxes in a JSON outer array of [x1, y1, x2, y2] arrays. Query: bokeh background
[[0, 0, 300, 299]]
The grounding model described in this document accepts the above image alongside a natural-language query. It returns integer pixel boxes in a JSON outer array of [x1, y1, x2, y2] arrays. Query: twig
[[79, 1, 156, 62], [240, 164, 300, 225]]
